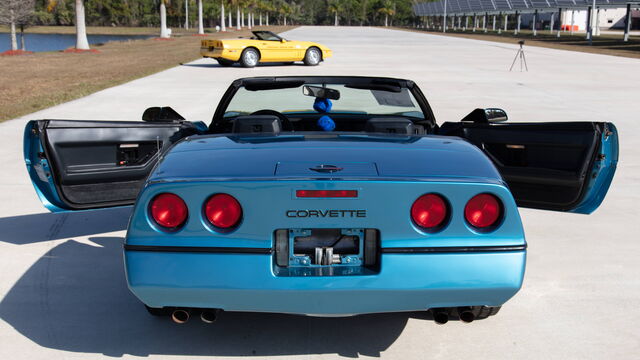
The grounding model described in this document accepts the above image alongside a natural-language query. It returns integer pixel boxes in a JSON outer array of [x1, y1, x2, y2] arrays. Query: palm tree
[[328, 0, 341, 27], [377, 0, 395, 27], [74, 0, 90, 49], [184, 0, 189, 29], [197, 0, 204, 34], [159, 0, 170, 38], [220, 0, 226, 31]]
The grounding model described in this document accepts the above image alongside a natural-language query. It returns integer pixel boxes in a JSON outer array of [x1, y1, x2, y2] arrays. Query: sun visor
[[371, 88, 415, 107]]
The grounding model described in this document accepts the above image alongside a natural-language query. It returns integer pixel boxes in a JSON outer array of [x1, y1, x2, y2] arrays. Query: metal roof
[[414, 0, 638, 15]]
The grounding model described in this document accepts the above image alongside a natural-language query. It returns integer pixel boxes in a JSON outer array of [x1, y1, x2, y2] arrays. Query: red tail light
[[296, 190, 358, 198], [411, 194, 448, 230], [465, 194, 502, 229], [204, 193, 242, 230], [150, 193, 188, 229]]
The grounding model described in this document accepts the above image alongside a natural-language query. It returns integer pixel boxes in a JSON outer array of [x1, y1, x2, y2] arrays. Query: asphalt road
[[0, 26, 638, 359]]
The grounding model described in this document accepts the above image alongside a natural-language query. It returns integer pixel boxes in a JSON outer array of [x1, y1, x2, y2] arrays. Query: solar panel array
[[414, 0, 634, 15]]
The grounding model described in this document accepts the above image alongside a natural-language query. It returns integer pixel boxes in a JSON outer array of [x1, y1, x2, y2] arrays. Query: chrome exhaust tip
[[171, 309, 191, 324], [432, 308, 450, 325], [200, 309, 220, 324], [458, 307, 475, 323]]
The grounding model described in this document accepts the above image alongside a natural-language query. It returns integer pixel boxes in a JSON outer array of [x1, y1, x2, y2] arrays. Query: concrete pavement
[[0, 26, 638, 359]]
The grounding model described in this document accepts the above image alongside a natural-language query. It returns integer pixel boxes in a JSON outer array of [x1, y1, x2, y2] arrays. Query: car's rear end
[[200, 39, 241, 62], [124, 134, 526, 321]]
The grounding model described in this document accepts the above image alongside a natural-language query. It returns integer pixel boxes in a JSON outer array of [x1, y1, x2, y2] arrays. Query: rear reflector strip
[[296, 190, 358, 198]]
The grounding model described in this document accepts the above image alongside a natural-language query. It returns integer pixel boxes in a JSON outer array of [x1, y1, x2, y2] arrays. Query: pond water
[[0, 33, 152, 52]]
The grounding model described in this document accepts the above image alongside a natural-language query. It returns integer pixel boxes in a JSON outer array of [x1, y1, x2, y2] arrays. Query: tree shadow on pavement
[[0, 236, 410, 357], [0, 207, 130, 245]]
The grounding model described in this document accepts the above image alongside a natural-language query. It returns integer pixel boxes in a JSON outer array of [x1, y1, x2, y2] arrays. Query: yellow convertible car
[[200, 30, 332, 68]]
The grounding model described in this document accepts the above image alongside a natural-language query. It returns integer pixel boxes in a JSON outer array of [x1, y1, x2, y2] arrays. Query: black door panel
[[438, 121, 607, 211], [37, 120, 197, 210]]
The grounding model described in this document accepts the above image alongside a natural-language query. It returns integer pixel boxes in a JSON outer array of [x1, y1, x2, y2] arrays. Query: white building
[[560, 7, 636, 31]]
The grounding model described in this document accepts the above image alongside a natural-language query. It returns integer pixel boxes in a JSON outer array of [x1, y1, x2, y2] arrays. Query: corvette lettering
[[286, 210, 367, 218]]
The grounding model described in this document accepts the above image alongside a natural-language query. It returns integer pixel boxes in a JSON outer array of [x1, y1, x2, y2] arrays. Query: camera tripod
[[509, 41, 528, 72]]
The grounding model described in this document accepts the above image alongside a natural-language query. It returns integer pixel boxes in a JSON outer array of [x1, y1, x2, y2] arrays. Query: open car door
[[439, 120, 618, 214], [24, 119, 203, 212]]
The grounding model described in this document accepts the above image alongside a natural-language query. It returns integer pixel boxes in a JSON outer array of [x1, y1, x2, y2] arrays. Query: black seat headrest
[[365, 117, 415, 135]]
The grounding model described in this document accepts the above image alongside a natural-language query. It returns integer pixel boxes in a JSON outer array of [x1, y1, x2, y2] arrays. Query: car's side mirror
[[280, 39, 286, 43], [142, 107, 185, 122], [485, 108, 508, 123], [461, 108, 508, 124]]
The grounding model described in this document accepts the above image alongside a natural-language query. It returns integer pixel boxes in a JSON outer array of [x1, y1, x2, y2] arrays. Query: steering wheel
[[250, 109, 293, 131]]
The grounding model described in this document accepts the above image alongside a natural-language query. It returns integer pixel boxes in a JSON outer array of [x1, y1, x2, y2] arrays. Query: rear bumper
[[124, 247, 526, 316]]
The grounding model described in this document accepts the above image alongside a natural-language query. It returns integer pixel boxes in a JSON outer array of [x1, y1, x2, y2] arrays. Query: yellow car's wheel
[[240, 48, 259, 68], [303, 47, 321, 66]]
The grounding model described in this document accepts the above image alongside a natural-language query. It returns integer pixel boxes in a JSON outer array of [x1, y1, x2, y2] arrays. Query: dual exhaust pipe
[[171, 306, 478, 324], [431, 307, 476, 325], [171, 308, 221, 324]]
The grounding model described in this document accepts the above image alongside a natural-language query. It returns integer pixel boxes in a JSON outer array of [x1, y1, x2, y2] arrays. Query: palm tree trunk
[[229, 11, 232, 29], [75, 0, 90, 49], [266, 13, 269, 26], [335, 12, 338, 26], [20, 25, 26, 51], [284, 16, 287, 26], [259, 13, 262, 26], [220, 3, 226, 31], [198, 0, 204, 34], [385, 14, 388, 27], [241, 10, 245, 27], [248, 12, 252, 29], [185, 0, 189, 29], [160, 1, 169, 38], [236, 7, 241, 30], [9, 11, 17, 51]]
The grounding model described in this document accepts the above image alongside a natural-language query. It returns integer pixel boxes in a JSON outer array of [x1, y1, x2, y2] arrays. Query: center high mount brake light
[[296, 190, 358, 198]]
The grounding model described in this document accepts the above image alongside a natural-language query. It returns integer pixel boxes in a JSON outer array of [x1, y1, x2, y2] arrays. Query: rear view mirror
[[302, 85, 340, 100], [142, 107, 186, 122], [485, 108, 508, 122]]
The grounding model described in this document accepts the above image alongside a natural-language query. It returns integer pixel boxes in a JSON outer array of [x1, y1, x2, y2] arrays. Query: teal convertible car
[[24, 76, 618, 324]]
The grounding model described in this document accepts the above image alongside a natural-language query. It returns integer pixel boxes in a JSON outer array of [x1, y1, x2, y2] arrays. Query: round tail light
[[150, 193, 188, 230], [204, 193, 242, 230], [411, 194, 448, 231], [465, 194, 502, 229]]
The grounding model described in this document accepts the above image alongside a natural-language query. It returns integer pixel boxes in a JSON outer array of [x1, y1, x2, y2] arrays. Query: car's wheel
[[303, 47, 321, 66], [145, 305, 172, 316], [216, 58, 234, 67], [240, 48, 259, 68]]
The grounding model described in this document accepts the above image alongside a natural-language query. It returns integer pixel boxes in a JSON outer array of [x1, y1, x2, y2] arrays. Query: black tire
[[145, 305, 172, 316], [240, 48, 259, 68], [303, 47, 321, 66], [474, 306, 501, 320], [216, 58, 234, 67]]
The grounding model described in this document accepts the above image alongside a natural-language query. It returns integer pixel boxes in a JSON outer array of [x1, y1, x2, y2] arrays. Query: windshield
[[224, 83, 425, 119], [253, 31, 282, 41]]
